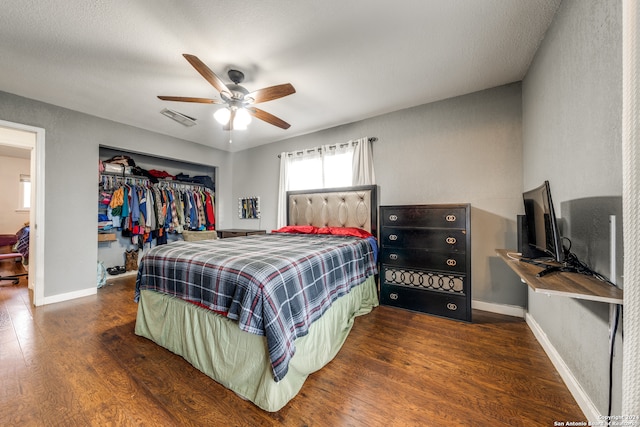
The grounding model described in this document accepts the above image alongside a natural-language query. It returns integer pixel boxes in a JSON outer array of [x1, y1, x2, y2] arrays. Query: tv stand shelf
[[496, 249, 623, 305]]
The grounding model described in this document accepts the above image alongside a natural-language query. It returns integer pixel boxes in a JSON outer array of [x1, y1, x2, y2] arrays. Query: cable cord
[[609, 304, 622, 416], [561, 237, 621, 415], [561, 237, 616, 285]]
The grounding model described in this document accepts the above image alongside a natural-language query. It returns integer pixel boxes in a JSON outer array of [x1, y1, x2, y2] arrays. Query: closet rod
[[99, 173, 209, 190], [277, 137, 377, 158]]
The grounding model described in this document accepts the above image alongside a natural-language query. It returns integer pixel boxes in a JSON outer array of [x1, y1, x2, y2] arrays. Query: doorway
[[0, 120, 45, 306]]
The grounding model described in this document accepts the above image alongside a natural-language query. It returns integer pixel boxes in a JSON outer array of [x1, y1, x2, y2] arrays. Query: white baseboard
[[43, 286, 97, 305], [472, 299, 526, 318], [525, 313, 600, 423]]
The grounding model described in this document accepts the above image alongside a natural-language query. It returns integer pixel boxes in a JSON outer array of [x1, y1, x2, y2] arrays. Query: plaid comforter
[[135, 233, 377, 382]]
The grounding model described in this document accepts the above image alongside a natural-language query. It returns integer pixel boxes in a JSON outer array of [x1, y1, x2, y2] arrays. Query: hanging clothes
[[99, 173, 216, 246], [204, 192, 215, 230]]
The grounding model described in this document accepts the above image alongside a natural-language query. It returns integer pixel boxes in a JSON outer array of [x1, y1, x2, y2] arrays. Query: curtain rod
[[277, 137, 378, 158]]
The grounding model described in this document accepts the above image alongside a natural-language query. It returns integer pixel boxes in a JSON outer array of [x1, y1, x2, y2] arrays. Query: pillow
[[271, 225, 318, 234], [317, 226, 373, 239]]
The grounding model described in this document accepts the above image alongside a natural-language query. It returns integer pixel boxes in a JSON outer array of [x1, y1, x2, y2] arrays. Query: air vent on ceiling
[[160, 108, 197, 127]]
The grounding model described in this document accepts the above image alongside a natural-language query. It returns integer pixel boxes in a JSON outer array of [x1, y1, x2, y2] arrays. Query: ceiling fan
[[158, 54, 296, 131]]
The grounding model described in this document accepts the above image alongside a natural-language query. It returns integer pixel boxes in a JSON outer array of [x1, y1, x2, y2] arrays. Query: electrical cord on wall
[[608, 304, 622, 416], [561, 237, 622, 416], [561, 238, 616, 285]]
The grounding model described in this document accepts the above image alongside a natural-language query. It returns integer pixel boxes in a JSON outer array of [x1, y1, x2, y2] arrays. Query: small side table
[[216, 229, 266, 239]]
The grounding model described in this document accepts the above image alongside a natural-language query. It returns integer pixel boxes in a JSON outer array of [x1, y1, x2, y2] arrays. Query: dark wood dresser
[[379, 204, 471, 322], [216, 229, 266, 239]]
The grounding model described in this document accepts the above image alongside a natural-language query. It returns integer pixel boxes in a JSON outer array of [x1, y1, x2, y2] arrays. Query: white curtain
[[352, 136, 376, 185], [276, 152, 290, 228]]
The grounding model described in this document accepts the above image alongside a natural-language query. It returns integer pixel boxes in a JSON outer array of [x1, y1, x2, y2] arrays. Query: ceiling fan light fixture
[[214, 107, 231, 125], [234, 108, 252, 128], [214, 106, 252, 130]]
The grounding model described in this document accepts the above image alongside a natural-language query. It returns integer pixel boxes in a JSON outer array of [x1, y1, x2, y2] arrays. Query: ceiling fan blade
[[247, 107, 291, 129], [158, 96, 223, 104], [182, 54, 232, 98], [247, 83, 296, 104]]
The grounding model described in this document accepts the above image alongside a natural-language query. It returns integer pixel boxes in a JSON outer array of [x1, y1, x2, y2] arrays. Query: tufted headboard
[[287, 185, 378, 236]]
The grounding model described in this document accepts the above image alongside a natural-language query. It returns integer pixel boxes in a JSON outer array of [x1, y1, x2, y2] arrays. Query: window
[[277, 137, 375, 228], [287, 150, 324, 191], [19, 174, 30, 210], [277, 144, 354, 228], [322, 148, 353, 188], [285, 144, 354, 191]]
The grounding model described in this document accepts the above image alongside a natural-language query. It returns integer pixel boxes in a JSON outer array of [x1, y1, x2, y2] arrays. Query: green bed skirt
[[134, 275, 378, 412]]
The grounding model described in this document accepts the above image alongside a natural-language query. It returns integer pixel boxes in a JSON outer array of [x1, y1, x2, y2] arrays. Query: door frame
[[0, 119, 45, 306]]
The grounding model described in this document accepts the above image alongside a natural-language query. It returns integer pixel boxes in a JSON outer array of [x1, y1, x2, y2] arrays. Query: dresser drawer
[[381, 206, 467, 228], [381, 227, 467, 251], [381, 265, 466, 293], [380, 248, 467, 273], [380, 283, 471, 322]]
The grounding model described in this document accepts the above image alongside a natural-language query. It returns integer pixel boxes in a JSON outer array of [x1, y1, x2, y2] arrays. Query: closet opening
[[98, 146, 217, 283]]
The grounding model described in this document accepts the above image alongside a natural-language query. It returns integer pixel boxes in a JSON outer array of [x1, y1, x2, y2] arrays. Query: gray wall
[[0, 90, 233, 298], [231, 83, 527, 307], [522, 0, 622, 414]]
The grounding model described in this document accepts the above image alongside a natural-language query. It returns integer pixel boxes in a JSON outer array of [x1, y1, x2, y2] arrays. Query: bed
[[134, 185, 378, 411]]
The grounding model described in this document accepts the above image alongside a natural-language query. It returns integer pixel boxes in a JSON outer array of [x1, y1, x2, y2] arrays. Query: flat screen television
[[522, 180, 564, 263]]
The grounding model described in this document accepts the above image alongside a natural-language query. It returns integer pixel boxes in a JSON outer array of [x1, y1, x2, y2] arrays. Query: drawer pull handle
[[446, 259, 457, 267], [389, 214, 398, 222], [446, 236, 457, 245], [390, 253, 398, 260], [390, 292, 399, 300], [446, 214, 457, 222], [447, 303, 458, 311], [389, 234, 398, 241]]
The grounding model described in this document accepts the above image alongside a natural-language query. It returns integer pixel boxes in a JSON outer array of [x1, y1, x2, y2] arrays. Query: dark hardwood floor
[[0, 258, 585, 426]]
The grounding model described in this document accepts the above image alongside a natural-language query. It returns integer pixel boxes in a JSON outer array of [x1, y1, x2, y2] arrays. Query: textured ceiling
[[0, 0, 561, 152]]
